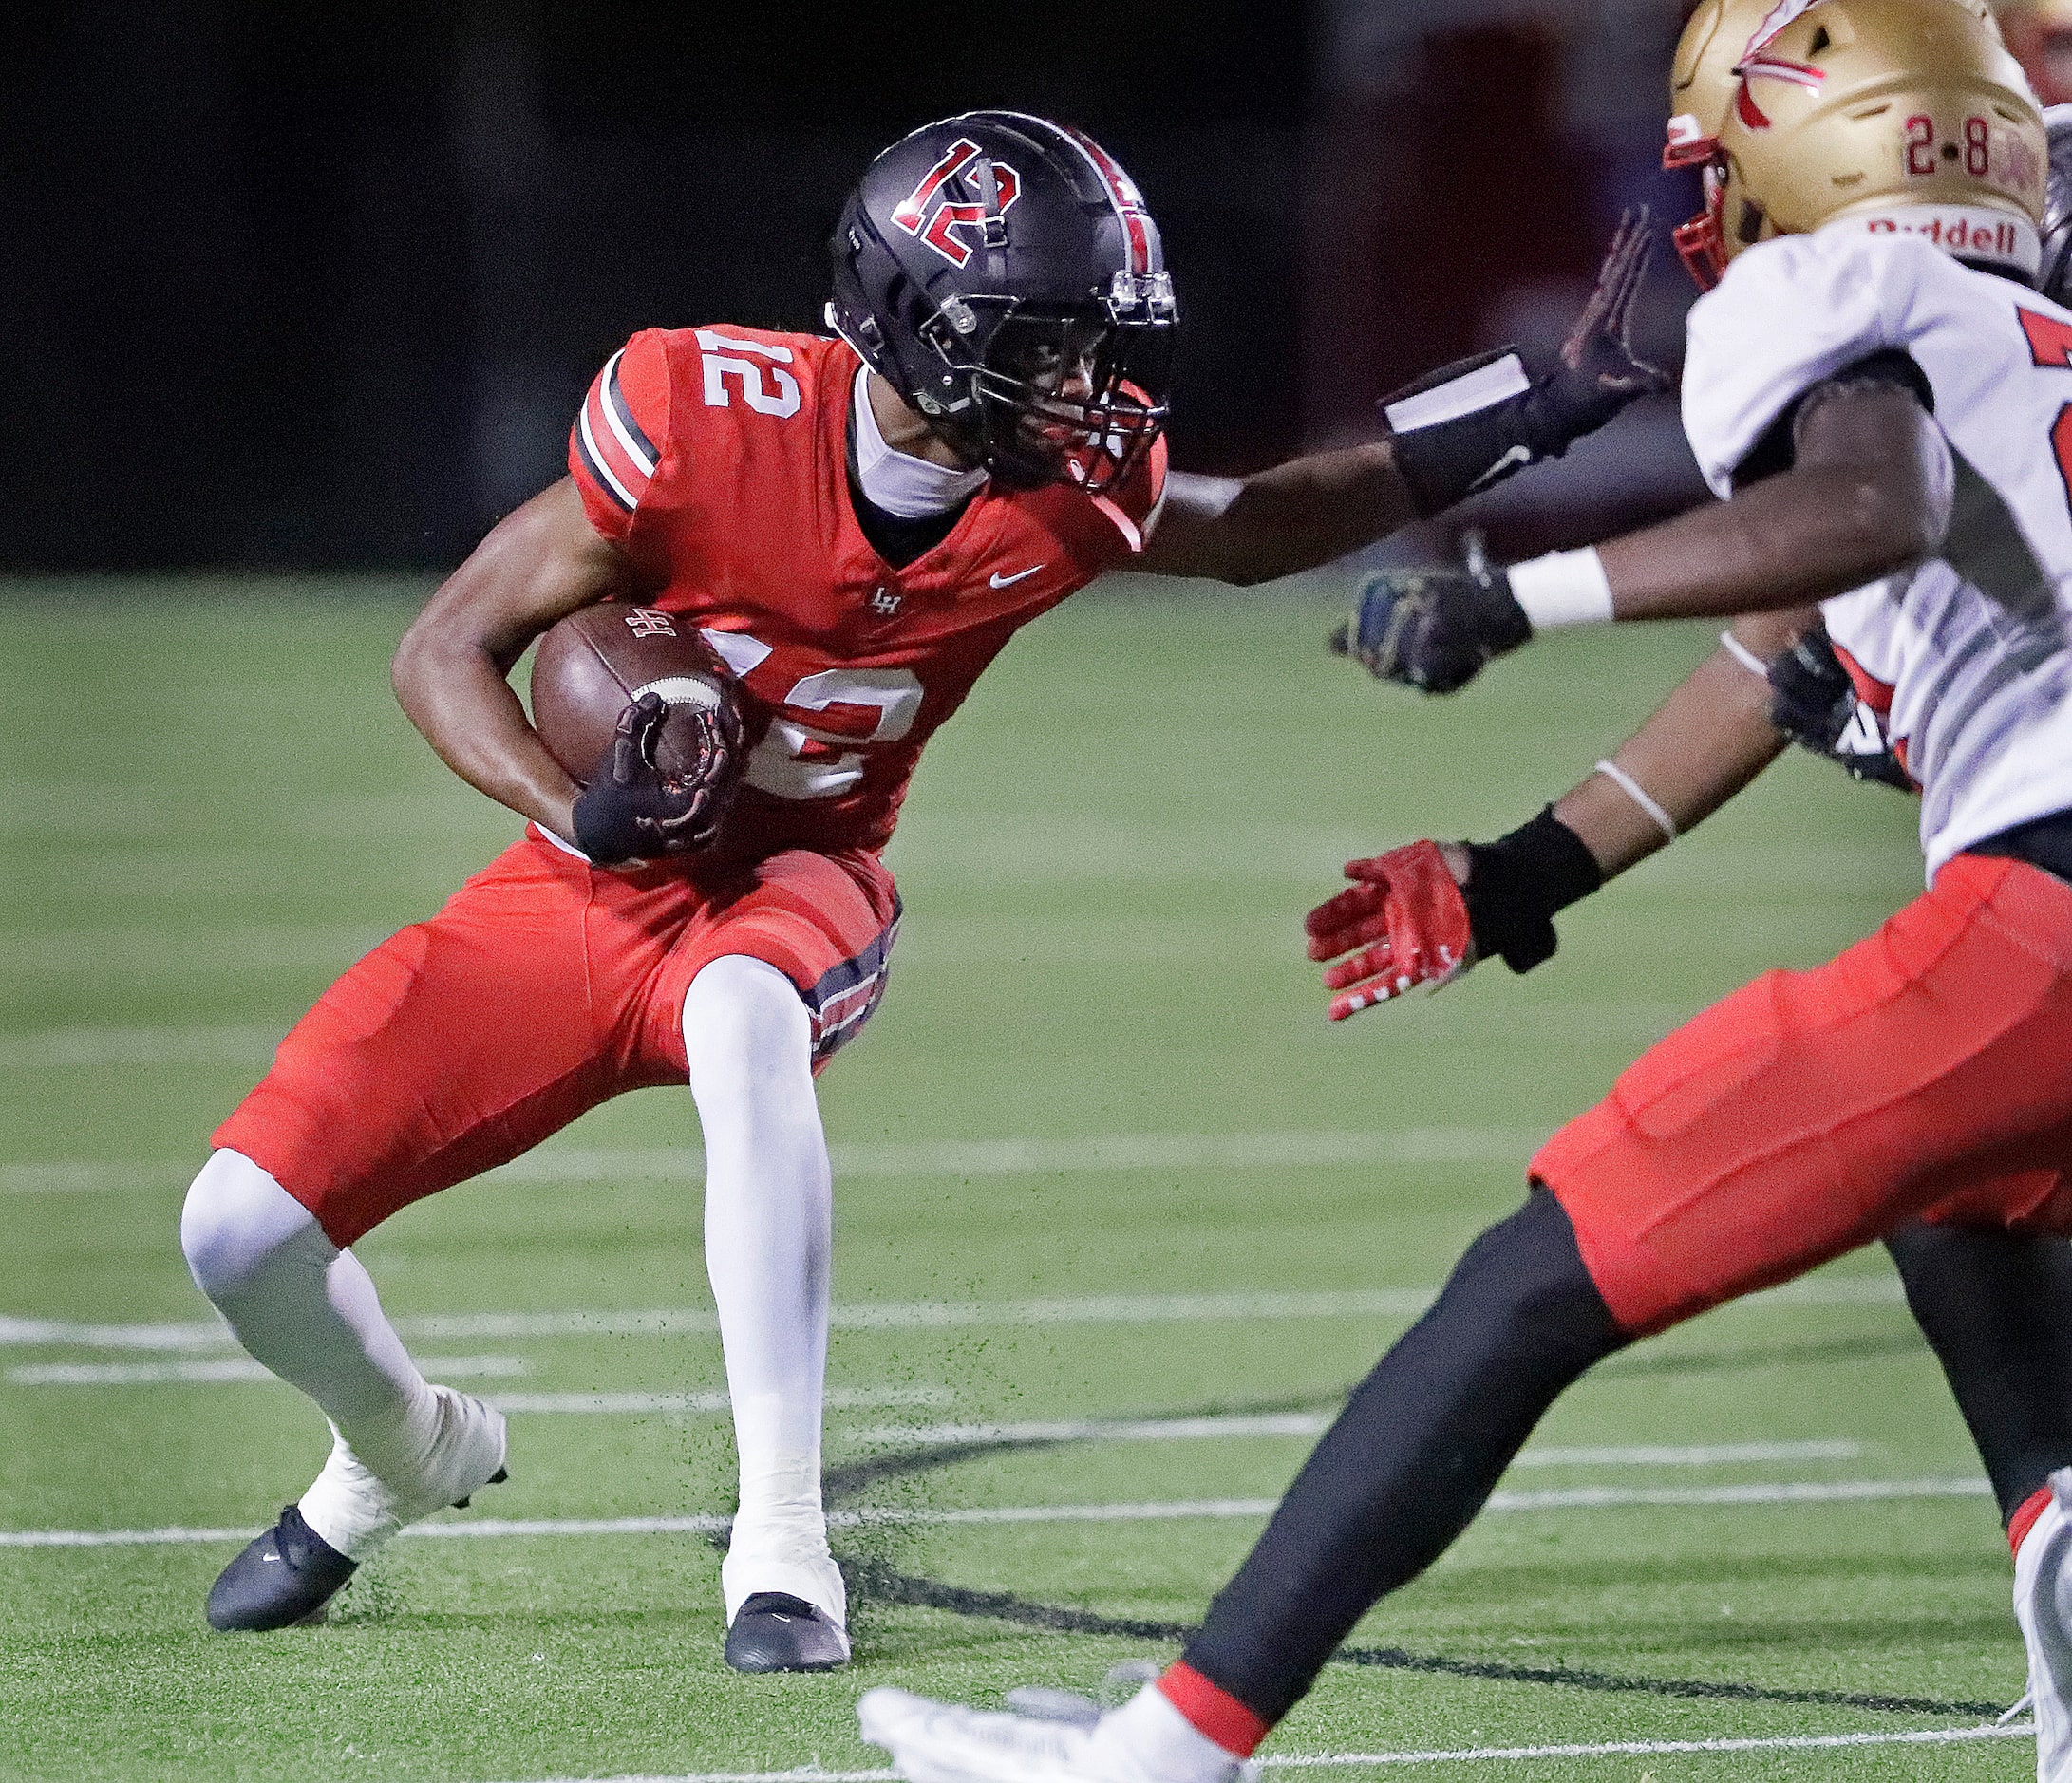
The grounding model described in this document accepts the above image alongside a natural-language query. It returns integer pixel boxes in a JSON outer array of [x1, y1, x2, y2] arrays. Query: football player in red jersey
[[179, 111, 1666, 1668]]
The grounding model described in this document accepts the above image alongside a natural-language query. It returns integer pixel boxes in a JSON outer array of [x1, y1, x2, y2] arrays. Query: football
[[529, 603, 744, 788]]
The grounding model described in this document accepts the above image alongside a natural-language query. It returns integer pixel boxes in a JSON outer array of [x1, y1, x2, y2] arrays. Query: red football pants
[[214, 830, 898, 1248], [1535, 854, 2072, 1336]]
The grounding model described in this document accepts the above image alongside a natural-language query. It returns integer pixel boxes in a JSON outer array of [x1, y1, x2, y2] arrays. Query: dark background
[[2, 0, 1698, 572]]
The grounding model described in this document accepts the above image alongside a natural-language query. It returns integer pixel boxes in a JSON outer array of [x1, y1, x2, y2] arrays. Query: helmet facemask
[[1664, 135, 1732, 290], [921, 277, 1176, 491], [1662, 0, 1785, 291]]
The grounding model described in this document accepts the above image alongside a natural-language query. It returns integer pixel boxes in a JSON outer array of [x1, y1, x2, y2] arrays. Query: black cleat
[[206, 1504, 358, 1632], [724, 1592, 851, 1673]]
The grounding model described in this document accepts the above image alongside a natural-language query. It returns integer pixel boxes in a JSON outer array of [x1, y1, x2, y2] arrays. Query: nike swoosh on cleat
[[989, 565, 1045, 588]]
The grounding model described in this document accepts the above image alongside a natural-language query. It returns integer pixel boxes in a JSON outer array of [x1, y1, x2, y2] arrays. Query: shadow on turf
[[822, 1380, 2010, 1723]]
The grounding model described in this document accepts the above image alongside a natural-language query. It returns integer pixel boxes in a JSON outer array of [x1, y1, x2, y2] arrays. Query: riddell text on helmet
[[1859, 209, 2030, 259]]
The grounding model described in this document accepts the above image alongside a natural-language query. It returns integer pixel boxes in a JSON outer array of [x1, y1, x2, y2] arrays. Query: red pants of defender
[[214, 830, 898, 1248], [1536, 854, 2072, 1336]]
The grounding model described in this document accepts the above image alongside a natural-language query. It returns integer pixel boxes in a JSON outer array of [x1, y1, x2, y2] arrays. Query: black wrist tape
[[1462, 806, 1603, 974], [1384, 347, 1642, 518], [1382, 348, 1537, 517]]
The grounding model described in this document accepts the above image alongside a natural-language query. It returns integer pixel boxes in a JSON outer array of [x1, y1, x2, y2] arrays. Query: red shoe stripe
[[1157, 1661, 1271, 1757], [2011, 1484, 2055, 1559]]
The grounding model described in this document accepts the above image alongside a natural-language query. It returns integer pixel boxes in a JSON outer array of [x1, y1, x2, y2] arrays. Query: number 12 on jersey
[[700, 627, 923, 800]]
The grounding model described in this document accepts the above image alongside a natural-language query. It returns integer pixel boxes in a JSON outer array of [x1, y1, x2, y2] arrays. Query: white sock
[[682, 955, 842, 1626], [180, 1150, 438, 1501], [1096, 1687, 1252, 1783]]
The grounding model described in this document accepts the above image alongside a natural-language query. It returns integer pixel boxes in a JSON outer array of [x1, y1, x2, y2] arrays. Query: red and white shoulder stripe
[[570, 334, 669, 517]]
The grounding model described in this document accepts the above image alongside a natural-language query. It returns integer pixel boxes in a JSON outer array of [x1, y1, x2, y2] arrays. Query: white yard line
[[498, 1131, 1553, 1183], [9, 1355, 529, 1387], [0, 1129, 1545, 1196], [496, 1722, 2034, 1783], [0, 1025, 284, 1070], [0, 1271, 1909, 1353], [0, 1162, 192, 1195], [841, 1416, 1864, 1469], [1260, 1724, 2034, 1765], [0, 1314, 233, 1352], [0, 1477, 1991, 1549], [487, 1386, 952, 1416], [0, 1289, 1439, 1353], [1482, 1476, 1990, 1511]]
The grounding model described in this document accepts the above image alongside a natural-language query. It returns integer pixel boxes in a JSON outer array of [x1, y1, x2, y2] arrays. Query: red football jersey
[[568, 326, 1167, 855]]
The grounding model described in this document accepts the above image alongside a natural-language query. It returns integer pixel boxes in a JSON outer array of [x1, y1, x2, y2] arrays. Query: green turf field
[[0, 580, 2029, 1780]]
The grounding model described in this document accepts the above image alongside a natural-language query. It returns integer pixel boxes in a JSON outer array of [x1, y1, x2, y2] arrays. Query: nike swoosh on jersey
[[989, 565, 1045, 588]]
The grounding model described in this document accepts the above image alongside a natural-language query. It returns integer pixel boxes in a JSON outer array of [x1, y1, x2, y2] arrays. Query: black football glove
[[1384, 209, 1673, 516], [1331, 562, 1534, 694], [1766, 627, 1912, 791], [571, 692, 738, 866]]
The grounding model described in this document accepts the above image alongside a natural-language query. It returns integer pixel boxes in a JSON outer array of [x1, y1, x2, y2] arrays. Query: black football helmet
[[2044, 104, 2072, 305], [827, 111, 1177, 492]]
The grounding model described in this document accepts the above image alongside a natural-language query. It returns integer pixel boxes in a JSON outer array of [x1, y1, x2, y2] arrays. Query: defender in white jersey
[[1686, 226, 2072, 872], [858, 8, 2072, 1783]]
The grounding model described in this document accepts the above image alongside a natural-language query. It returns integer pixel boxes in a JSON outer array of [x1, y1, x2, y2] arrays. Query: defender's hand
[[1304, 840, 1474, 1020], [571, 693, 736, 866], [1552, 207, 1673, 417], [1331, 564, 1533, 693], [1379, 212, 1671, 517]]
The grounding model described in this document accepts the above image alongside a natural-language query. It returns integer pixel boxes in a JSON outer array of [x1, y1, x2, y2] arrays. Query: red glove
[[1303, 840, 1474, 1021]]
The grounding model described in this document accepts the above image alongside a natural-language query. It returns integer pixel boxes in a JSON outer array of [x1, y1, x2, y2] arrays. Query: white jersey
[[1683, 223, 2072, 876]]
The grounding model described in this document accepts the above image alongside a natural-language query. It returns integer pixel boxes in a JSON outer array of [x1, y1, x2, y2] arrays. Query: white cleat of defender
[[858, 1685, 1257, 1783], [2013, 1467, 2072, 1781]]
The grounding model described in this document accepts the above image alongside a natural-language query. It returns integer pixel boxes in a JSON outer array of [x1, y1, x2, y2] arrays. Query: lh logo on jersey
[[891, 138, 1021, 268]]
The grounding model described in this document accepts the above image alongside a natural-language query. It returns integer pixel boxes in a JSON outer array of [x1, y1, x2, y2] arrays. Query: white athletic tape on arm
[[1384, 353, 1530, 432], [1593, 760, 1678, 843], [1718, 629, 1772, 680], [1508, 548, 1614, 629]]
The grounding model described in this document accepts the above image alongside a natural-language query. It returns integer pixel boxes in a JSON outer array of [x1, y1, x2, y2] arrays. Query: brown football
[[529, 604, 744, 787]]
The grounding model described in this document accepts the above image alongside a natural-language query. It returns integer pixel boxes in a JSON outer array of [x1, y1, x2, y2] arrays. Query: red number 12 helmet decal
[[889, 137, 1021, 267]]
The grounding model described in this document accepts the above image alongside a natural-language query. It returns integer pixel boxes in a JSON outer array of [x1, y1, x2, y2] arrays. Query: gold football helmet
[[1706, 0, 2044, 281], [1667, 0, 2023, 284]]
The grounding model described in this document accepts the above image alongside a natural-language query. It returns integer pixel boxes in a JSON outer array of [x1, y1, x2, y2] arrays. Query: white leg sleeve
[[682, 953, 842, 1627], [180, 1150, 436, 1487]]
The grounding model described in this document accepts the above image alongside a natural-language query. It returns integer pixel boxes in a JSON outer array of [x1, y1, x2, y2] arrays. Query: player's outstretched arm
[[1138, 451, 1414, 587], [1138, 212, 1671, 588], [1344, 378, 1950, 692], [1307, 610, 1806, 1018], [391, 478, 647, 838]]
